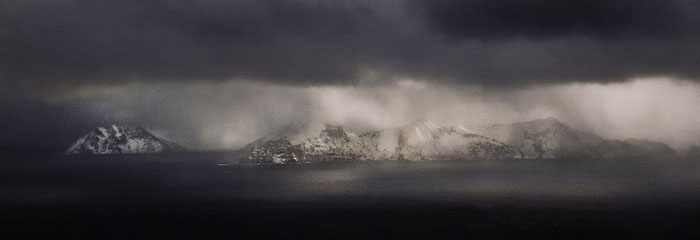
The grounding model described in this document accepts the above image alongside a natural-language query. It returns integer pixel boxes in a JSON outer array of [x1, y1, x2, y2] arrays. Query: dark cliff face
[[240, 139, 301, 164], [67, 125, 184, 154], [624, 139, 677, 155]]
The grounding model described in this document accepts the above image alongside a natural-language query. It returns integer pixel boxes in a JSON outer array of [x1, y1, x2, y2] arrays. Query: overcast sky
[[2, 0, 700, 153]]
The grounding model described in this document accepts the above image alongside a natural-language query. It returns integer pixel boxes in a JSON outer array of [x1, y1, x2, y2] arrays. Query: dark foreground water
[[2, 154, 700, 239]]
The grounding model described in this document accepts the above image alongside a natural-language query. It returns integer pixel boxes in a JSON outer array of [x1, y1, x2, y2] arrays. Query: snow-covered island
[[64, 119, 676, 160], [465, 118, 676, 159], [239, 118, 676, 164], [240, 120, 516, 164], [66, 125, 184, 154]]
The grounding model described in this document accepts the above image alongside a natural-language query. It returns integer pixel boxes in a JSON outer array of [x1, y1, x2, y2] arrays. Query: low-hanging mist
[[5, 77, 698, 152]]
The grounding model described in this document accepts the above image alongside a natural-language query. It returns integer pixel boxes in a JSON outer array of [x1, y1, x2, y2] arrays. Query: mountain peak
[[93, 125, 145, 138], [470, 119, 675, 159], [512, 117, 568, 133], [67, 125, 183, 154], [397, 120, 442, 141], [404, 119, 440, 129]]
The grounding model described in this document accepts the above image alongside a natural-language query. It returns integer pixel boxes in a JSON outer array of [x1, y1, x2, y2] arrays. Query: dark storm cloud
[[406, 0, 700, 85], [411, 0, 699, 40], [0, 0, 385, 87], [2, 0, 700, 88]]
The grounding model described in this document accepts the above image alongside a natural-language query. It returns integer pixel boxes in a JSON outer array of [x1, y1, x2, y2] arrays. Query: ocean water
[[2, 153, 700, 239]]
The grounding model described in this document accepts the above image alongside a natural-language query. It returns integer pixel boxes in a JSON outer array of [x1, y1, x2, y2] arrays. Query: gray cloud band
[[2, 0, 700, 89]]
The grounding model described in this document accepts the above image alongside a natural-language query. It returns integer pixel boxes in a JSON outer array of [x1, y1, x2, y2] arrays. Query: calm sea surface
[[2, 154, 700, 239]]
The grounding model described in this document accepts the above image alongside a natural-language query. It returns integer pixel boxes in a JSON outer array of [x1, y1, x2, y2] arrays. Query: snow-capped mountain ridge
[[240, 117, 675, 163], [467, 118, 676, 159], [67, 125, 183, 154], [240, 120, 516, 163]]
